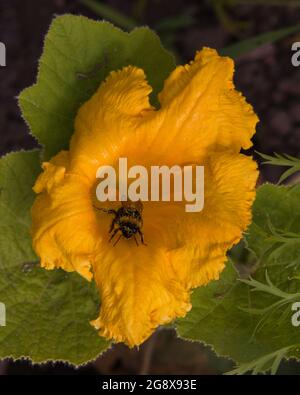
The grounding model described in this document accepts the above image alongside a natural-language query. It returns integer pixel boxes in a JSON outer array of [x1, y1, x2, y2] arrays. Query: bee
[[94, 200, 146, 247]]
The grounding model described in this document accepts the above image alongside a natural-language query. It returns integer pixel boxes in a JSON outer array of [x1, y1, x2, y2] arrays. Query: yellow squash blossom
[[31, 48, 258, 347]]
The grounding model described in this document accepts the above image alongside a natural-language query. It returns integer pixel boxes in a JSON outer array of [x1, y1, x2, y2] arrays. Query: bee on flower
[[31, 48, 258, 347]]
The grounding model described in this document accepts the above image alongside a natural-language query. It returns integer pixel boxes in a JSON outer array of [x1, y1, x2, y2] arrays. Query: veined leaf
[[0, 151, 109, 365]]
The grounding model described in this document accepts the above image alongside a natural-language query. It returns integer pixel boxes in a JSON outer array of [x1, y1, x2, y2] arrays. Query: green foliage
[[258, 152, 300, 184], [176, 184, 300, 374], [19, 14, 175, 160], [220, 23, 300, 58], [0, 151, 109, 365]]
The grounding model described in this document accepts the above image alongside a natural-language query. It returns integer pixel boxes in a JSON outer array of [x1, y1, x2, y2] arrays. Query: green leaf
[[246, 184, 300, 270], [0, 151, 109, 365], [19, 15, 175, 160], [220, 24, 300, 58], [176, 184, 300, 374], [257, 152, 300, 184]]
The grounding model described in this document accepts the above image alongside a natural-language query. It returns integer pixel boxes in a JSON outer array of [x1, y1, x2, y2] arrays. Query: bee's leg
[[138, 229, 147, 246], [134, 235, 139, 247], [109, 218, 116, 233], [113, 234, 122, 247], [93, 205, 117, 215], [109, 228, 120, 243], [105, 209, 118, 215]]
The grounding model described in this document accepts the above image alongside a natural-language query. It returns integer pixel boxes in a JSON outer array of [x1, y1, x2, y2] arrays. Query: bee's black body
[[95, 200, 146, 246]]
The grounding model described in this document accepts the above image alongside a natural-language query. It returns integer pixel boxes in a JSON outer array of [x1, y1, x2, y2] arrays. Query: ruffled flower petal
[[69, 66, 154, 180], [91, 243, 191, 346], [31, 152, 101, 281], [166, 152, 258, 289], [144, 48, 259, 164]]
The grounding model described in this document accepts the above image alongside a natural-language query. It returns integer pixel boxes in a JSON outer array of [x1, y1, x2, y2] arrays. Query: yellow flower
[[31, 48, 258, 347]]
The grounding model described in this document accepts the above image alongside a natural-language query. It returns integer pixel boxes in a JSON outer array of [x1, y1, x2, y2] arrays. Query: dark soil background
[[0, 0, 300, 375]]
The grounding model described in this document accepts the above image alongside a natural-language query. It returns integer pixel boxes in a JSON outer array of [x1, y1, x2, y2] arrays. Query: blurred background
[[0, 0, 300, 374]]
